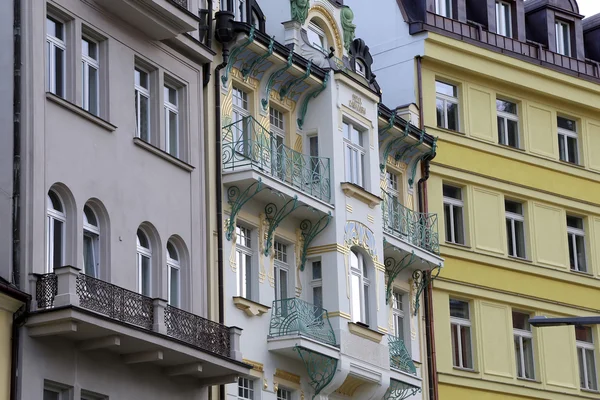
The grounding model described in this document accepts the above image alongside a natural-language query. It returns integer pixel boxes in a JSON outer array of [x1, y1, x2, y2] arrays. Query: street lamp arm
[[529, 316, 600, 327]]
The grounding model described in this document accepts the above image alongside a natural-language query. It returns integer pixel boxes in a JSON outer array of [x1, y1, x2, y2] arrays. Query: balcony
[[222, 116, 332, 207], [29, 266, 249, 384], [388, 335, 416, 375], [95, 0, 197, 40]]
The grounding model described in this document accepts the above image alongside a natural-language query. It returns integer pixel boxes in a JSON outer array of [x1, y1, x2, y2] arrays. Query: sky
[[573, 0, 600, 18]]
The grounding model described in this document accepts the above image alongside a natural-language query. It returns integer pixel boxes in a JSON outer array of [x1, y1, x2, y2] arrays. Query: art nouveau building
[[0, 0, 251, 399], [347, 0, 600, 399], [210, 1, 443, 398]]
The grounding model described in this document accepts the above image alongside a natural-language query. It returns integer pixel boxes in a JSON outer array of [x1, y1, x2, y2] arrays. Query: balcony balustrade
[[222, 116, 331, 203], [382, 190, 439, 254], [388, 335, 417, 375]]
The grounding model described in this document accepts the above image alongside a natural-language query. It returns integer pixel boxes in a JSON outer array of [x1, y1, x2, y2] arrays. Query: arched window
[[83, 205, 100, 277], [137, 229, 152, 296], [307, 20, 327, 51], [350, 248, 370, 325], [167, 241, 180, 307], [47, 190, 66, 273]]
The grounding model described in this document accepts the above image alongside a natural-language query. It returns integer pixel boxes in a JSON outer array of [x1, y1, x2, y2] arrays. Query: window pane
[[363, 283, 369, 324], [515, 336, 523, 377], [460, 325, 473, 369], [567, 216, 583, 229], [88, 65, 98, 115], [497, 99, 517, 114], [53, 219, 63, 269], [165, 86, 177, 105], [244, 253, 252, 299], [586, 349, 598, 390], [579, 348, 586, 388], [168, 110, 178, 156], [444, 203, 453, 242], [312, 261, 322, 280], [514, 219, 526, 258], [522, 337, 535, 379], [451, 324, 460, 367], [436, 81, 456, 96], [576, 326, 593, 343], [83, 234, 96, 277], [506, 219, 514, 256], [44, 390, 59, 400], [139, 95, 149, 141], [436, 99, 444, 128], [345, 146, 352, 182], [54, 47, 64, 98], [170, 267, 180, 307], [443, 185, 461, 200], [575, 234, 586, 272], [313, 286, 323, 309], [512, 311, 530, 330], [449, 299, 469, 319], [505, 200, 522, 215], [498, 116, 506, 145], [567, 136, 578, 164], [141, 255, 151, 296], [568, 234, 576, 270], [558, 135, 567, 161], [351, 274, 361, 323], [507, 119, 519, 147], [280, 269, 288, 300], [558, 116, 576, 131], [453, 206, 465, 244], [47, 18, 60, 39], [447, 102, 458, 131], [394, 314, 404, 339]]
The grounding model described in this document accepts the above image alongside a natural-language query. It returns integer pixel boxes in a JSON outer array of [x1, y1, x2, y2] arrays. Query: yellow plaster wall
[[526, 103, 555, 159], [0, 309, 11, 400], [478, 302, 513, 379], [588, 121, 600, 172], [471, 187, 505, 256], [530, 203, 567, 269], [468, 85, 495, 142], [592, 217, 600, 278], [539, 325, 579, 393], [439, 384, 538, 400]]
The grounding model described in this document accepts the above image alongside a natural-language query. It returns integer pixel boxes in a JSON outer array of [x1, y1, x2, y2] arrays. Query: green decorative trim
[[297, 73, 329, 130], [388, 335, 417, 375], [380, 119, 410, 172], [261, 50, 294, 111], [408, 137, 437, 187], [341, 6, 356, 52], [241, 36, 275, 79], [290, 0, 309, 24], [295, 346, 338, 399], [279, 60, 312, 100], [269, 298, 337, 346], [412, 265, 442, 316], [222, 26, 256, 86], [299, 212, 332, 271], [384, 379, 421, 400], [264, 196, 301, 256], [384, 252, 416, 305], [225, 180, 264, 241], [394, 130, 424, 165]]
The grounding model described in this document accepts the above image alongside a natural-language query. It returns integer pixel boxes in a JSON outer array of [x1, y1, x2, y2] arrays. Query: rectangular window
[[576, 326, 598, 391], [513, 311, 535, 380], [134, 67, 151, 141], [436, 81, 459, 131], [277, 388, 292, 400], [309, 135, 320, 179], [443, 185, 465, 245], [392, 291, 405, 340], [450, 299, 473, 369], [558, 116, 579, 164], [343, 121, 365, 187], [238, 377, 254, 400], [505, 200, 526, 259], [567, 215, 587, 273], [164, 85, 179, 157], [274, 241, 289, 301], [496, 1, 512, 37], [307, 22, 326, 50], [270, 107, 286, 179], [82, 37, 99, 115], [556, 20, 571, 56], [232, 87, 250, 146], [46, 16, 66, 98], [311, 260, 323, 316], [497, 99, 519, 148], [435, 0, 452, 18], [236, 226, 253, 299]]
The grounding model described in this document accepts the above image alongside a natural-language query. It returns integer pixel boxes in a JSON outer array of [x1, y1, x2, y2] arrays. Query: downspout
[[202, 0, 213, 88], [416, 55, 439, 400]]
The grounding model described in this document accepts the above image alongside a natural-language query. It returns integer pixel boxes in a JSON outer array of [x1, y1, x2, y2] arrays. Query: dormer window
[[307, 21, 327, 51], [435, 0, 452, 18], [556, 20, 571, 56], [355, 60, 366, 77], [495, 1, 512, 37]]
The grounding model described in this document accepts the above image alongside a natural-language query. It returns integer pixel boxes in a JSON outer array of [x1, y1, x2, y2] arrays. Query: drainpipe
[[202, 0, 213, 88]]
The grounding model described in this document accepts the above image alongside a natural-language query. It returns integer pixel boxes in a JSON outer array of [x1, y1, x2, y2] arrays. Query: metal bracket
[[279, 60, 312, 100], [225, 180, 264, 241], [261, 50, 294, 111], [384, 251, 416, 304], [241, 36, 275, 79], [297, 73, 329, 130], [380, 119, 410, 171], [383, 379, 421, 400], [295, 346, 338, 399], [408, 137, 437, 187], [299, 212, 332, 271], [264, 195, 301, 256], [394, 129, 424, 164], [412, 264, 442, 316], [221, 26, 256, 87]]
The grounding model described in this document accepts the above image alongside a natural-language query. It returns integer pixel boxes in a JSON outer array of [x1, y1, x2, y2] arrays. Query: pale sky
[[572, 0, 599, 18]]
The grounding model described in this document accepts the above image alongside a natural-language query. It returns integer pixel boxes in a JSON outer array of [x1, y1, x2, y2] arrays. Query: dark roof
[[524, 0, 581, 15], [583, 13, 600, 32], [378, 104, 436, 148]]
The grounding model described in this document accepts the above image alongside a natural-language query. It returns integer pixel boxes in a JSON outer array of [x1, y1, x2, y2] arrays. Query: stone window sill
[[341, 182, 382, 208], [232, 296, 270, 317], [133, 138, 194, 172], [46, 92, 116, 132], [348, 321, 384, 343]]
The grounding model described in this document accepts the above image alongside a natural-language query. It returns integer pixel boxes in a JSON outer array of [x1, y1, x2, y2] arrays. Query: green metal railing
[[382, 191, 440, 254], [269, 298, 337, 347], [388, 335, 417, 375], [222, 116, 331, 203]]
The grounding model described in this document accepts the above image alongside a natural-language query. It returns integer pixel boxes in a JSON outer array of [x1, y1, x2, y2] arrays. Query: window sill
[[435, 126, 465, 136], [581, 388, 600, 394], [232, 296, 270, 317], [508, 255, 532, 263], [497, 143, 525, 152], [347, 321, 384, 343], [444, 241, 471, 249], [570, 269, 593, 277], [340, 182, 382, 208], [516, 377, 541, 384], [133, 137, 194, 172], [558, 159, 586, 170], [452, 366, 478, 374], [46, 92, 116, 132]]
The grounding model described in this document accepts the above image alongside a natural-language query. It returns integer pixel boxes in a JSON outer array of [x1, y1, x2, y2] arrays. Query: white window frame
[[277, 387, 292, 400], [505, 201, 526, 259], [238, 377, 255, 400], [46, 16, 66, 97], [450, 300, 473, 370], [311, 260, 323, 310], [513, 313, 535, 380], [274, 240, 289, 301], [136, 229, 152, 296], [233, 0, 246, 22], [558, 117, 579, 164], [343, 121, 366, 188], [232, 87, 250, 143], [236, 225, 253, 299], [387, 170, 399, 197], [567, 216, 587, 273], [436, 81, 459, 131], [495, 1, 512, 37], [167, 242, 181, 307], [164, 84, 180, 157], [81, 36, 100, 115], [443, 185, 465, 245], [82, 206, 99, 278], [355, 59, 366, 77], [134, 67, 151, 141], [307, 21, 327, 51], [577, 328, 598, 391], [350, 249, 370, 325], [435, 0, 452, 18], [392, 290, 405, 340], [555, 20, 571, 57], [497, 99, 519, 148], [46, 191, 66, 273]]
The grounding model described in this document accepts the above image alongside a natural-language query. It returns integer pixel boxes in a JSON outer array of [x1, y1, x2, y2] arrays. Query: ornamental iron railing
[[383, 379, 421, 400], [222, 116, 332, 203], [388, 335, 417, 375], [36, 273, 58, 309], [76, 273, 154, 330], [169, 0, 188, 8], [382, 190, 439, 254], [269, 298, 337, 347], [164, 304, 231, 357]]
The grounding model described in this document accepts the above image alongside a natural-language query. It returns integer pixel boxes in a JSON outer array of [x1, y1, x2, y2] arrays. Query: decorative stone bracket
[[264, 195, 300, 256], [294, 346, 338, 399], [298, 212, 332, 271], [225, 179, 265, 241], [384, 251, 416, 305], [262, 50, 294, 111], [411, 265, 442, 316]]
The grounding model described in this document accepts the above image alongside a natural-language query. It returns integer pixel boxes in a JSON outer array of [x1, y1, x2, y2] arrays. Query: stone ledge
[[232, 296, 270, 317]]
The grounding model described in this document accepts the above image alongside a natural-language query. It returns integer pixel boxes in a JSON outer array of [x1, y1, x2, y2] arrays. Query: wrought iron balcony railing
[[388, 335, 417, 375], [268, 298, 337, 347], [169, 0, 188, 9], [34, 269, 235, 359], [381, 190, 440, 254], [222, 116, 332, 203]]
